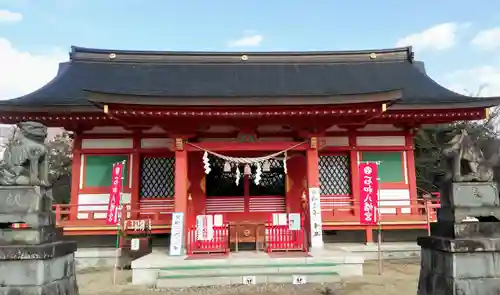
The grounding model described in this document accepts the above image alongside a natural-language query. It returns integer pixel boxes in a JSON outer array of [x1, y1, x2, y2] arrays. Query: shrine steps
[[131, 251, 364, 288]]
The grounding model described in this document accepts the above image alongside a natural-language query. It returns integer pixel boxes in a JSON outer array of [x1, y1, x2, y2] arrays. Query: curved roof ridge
[[70, 46, 414, 64]]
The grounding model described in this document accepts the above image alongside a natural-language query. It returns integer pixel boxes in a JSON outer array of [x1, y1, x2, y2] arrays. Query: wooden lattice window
[[319, 154, 352, 195], [140, 156, 175, 198]]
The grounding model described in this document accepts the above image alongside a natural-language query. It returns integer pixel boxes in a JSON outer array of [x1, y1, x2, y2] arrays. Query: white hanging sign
[[169, 212, 184, 256], [196, 215, 214, 241], [214, 214, 224, 227], [292, 275, 307, 284], [288, 213, 301, 230], [272, 213, 288, 226], [242, 276, 256, 285], [308, 187, 324, 248], [130, 238, 140, 251]]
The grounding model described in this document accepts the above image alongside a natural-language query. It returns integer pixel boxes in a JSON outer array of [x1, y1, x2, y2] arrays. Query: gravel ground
[[78, 259, 420, 295]]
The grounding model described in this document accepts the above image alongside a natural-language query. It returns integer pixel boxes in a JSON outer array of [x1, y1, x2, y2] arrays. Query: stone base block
[[0, 275, 78, 295], [0, 212, 55, 228], [0, 226, 62, 245], [431, 221, 500, 239], [418, 236, 500, 295], [440, 182, 499, 208], [0, 241, 77, 260], [418, 272, 500, 295], [0, 186, 51, 214], [417, 235, 500, 252], [0, 253, 75, 286], [437, 207, 500, 223]]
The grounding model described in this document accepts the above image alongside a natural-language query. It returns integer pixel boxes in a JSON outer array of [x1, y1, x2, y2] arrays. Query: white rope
[[186, 141, 307, 164], [187, 141, 308, 185]]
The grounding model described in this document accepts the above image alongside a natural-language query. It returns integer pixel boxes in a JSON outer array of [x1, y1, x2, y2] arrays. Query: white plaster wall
[[77, 193, 131, 219], [357, 136, 405, 146], [379, 189, 411, 214], [323, 136, 349, 147], [141, 138, 173, 149], [82, 138, 133, 149]]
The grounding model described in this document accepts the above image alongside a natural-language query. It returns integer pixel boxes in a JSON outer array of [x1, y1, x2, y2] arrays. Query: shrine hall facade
[[0, 46, 498, 244]]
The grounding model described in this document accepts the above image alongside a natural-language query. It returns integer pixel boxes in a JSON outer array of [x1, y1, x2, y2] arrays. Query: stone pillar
[[0, 186, 79, 295], [417, 182, 500, 295]]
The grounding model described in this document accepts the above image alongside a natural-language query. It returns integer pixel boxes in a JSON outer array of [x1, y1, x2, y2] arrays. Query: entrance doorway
[[204, 154, 286, 251]]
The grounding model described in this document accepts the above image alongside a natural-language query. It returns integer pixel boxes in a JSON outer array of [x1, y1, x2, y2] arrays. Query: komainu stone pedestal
[[417, 182, 500, 295], [417, 236, 500, 295], [0, 186, 79, 295]]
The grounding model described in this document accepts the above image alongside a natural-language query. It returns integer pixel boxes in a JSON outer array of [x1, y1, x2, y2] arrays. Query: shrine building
[[0, 46, 498, 248]]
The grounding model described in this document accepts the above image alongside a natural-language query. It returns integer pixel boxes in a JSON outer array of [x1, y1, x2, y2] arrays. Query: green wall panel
[[361, 152, 404, 183], [84, 155, 128, 187]]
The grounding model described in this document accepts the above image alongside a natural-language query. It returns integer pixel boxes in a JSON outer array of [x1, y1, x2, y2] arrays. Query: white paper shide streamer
[[192, 142, 305, 186]]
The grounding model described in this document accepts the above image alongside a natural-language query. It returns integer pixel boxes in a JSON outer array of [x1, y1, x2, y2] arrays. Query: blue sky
[[1, 0, 500, 99]]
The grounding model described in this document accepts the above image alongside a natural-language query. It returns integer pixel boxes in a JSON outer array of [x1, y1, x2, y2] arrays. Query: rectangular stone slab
[[417, 235, 500, 252], [419, 247, 500, 279], [418, 271, 500, 295], [0, 226, 62, 245], [0, 212, 55, 228], [431, 221, 500, 239], [437, 207, 500, 223], [0, 186, 51, 214], [0, 253, 75, 286], [440, 182, 499, 208], [0, 240, 77, 260], [0, 275, 78, 295]]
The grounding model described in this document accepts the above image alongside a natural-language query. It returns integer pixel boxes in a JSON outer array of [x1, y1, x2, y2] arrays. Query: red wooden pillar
[[306, 137, 322, 249], [70, 133, 82, 221], [348, 133, 360, 218], [306, 138, 320, 188], [174, 138, 189, 251], [131, 135, 141, 219], [405, 131, 418, 215]]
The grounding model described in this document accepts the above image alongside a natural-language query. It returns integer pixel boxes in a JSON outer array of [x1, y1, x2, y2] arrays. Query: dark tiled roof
[[0, 46, 498, 108]]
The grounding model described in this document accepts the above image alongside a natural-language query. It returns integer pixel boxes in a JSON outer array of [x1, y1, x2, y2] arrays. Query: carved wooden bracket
[[175, 138, 184, 150], [310, 137, 318, 149]]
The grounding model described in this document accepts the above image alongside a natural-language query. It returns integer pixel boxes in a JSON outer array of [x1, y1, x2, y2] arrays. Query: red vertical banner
[[106, 162, 124, 225], [358, 162, 379, 225]]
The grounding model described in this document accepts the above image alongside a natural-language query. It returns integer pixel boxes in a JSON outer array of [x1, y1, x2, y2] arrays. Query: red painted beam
[[185, 141, 309, 152]]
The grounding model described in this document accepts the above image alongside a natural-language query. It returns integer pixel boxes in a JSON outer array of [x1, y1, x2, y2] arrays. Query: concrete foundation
[[132, 250, 364, 288]]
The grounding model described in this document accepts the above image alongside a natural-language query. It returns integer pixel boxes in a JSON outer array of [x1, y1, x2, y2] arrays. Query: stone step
[[155, 261, 361, 288], [156, 272, 341, 288]]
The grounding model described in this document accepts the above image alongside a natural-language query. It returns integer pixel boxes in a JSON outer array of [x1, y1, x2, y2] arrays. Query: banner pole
[[376, 162, 383, 275], [113, 160, 126, 285]]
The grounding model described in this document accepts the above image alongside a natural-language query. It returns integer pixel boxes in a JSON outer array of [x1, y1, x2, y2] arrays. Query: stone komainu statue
[[441, 128, 500, 182], [0, 121, 50, 186]]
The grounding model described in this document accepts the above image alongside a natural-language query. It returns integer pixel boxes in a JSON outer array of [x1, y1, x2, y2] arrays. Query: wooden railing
[[52, 199, 175, 227]]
